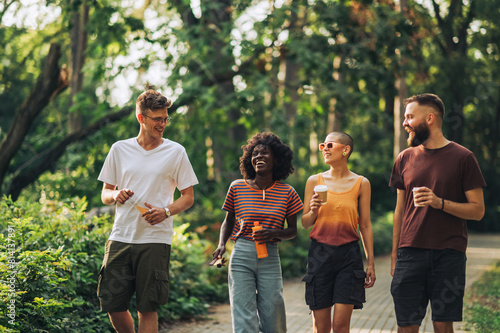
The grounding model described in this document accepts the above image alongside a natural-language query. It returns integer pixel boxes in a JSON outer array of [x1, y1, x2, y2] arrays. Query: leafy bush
[[279, 227, 310, 279], [0, 196, 229, 332], [159, 224, 228, 322], [465, 261, 500, 333], [0, 196, 112, 332], [371, 211, 394, 256]]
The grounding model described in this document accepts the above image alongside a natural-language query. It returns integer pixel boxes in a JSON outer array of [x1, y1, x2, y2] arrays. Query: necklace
[[254, 180, 274, 200]]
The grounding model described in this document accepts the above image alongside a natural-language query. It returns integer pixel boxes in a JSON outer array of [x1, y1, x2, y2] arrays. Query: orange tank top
[[309, 174, 362, 246]]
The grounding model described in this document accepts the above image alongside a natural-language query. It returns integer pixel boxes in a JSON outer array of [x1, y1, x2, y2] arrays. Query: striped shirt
[[222, 179, 304, 242]]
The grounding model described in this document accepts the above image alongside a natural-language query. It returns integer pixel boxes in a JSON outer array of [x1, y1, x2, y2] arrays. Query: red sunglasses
[[319, 142, 346, 150]]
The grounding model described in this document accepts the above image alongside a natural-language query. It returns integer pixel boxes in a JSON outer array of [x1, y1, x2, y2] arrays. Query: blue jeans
[[228, 238, 286, 333]]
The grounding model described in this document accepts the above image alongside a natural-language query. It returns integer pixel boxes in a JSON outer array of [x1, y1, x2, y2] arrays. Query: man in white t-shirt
[[97, 88, 198, 332]]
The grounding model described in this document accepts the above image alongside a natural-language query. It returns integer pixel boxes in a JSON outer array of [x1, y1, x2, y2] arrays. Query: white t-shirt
[[98, 138, 198, 244]]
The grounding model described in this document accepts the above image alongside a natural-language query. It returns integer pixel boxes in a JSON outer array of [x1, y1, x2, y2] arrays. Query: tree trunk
[[431, 0, 475, 144], [281, 45, 300, 148], [280, 0, 306, 148], [327, 56, 344, 133], [69, 0, 89, 132], [394, 0, 408, 159], [491, 85, 500, 165], [0, 43, 69, 197], [394, 78, 407, 158], [7, 107, 134, 200], [171, 0, 245, 182]]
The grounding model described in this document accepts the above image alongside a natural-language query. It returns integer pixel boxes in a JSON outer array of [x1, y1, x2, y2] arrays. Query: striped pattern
[[222, 180, 303, 242]]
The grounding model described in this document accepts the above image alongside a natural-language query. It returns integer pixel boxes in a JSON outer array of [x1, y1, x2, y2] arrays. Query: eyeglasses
[[142, 114, 172, 125], [319, 142, 345, 150]]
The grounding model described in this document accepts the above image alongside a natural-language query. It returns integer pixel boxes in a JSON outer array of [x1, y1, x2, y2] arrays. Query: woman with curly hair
[[213, 132, 303, 333]]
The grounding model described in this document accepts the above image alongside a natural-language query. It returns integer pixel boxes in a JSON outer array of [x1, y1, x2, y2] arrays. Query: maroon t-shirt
[[389, 142, 486, 253]]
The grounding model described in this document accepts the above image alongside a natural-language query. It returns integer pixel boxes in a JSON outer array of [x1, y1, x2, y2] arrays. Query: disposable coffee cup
[[314, 185, 328, 205], [412, 187, 425, 207]]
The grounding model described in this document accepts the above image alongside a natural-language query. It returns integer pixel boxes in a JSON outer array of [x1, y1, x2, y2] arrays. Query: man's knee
[[108, 311, 135, 333], [138, 311, 158, 320], [433, 321, 454, 333], [397, 325, 420, 333]]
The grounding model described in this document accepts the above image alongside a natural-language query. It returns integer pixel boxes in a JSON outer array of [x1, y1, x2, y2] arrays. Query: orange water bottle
[[252, 222, 268, 258]]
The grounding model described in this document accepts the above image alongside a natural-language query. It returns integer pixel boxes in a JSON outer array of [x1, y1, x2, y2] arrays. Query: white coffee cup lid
[[314, 185, 328, 192]]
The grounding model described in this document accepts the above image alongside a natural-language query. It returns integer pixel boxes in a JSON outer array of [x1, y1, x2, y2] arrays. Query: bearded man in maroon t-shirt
[[389, 93, 486, 333]]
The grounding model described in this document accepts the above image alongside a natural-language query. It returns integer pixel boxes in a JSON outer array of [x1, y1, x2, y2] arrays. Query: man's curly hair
[[136, 86, 172, 115], [239, 132, 295, 181]]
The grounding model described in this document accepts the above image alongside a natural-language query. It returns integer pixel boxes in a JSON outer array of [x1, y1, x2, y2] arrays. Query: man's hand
[[113, 189, 134, 204], [101, 183, 134, 205], [142, 202, 167, 225], [412, 186, 440, 209]]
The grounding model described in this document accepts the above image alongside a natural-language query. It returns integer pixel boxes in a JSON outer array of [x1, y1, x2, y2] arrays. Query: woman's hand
[[309, 193, 322, 215], [213, 245, 226, 259], [365, 264, 376, 288], [252, 227, 276, 244], [213, 211, 235, 260]]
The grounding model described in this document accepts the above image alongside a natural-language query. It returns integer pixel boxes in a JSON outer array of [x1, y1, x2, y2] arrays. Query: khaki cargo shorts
[[97, 240, 171, 312]]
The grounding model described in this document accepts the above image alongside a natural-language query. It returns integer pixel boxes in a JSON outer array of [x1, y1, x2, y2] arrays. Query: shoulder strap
[[317, 173, 325, 185], [354, 176, 363, 192]]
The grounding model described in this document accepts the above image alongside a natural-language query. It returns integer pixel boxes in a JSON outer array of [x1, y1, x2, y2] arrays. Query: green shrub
[[0, 196, 112, 332], [371, 211, 394, 256], [279, 226, 310, 279], [0, 196, 229, 332], [160, 224, 228, 322], [465, 261, 500, 333]]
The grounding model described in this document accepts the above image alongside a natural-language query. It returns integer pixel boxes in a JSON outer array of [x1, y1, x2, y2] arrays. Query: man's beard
[[407, 122, 430, 147]]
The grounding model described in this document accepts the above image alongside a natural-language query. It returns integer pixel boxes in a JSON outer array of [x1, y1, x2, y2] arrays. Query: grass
[[464, 260, 500, 332]]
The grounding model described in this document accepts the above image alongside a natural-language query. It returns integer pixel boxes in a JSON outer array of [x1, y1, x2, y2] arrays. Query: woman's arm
[[358, 177, 376, 288], [253, 213, 298, 243], [302, 175, 322, 229], [213, 211, 236, 259]]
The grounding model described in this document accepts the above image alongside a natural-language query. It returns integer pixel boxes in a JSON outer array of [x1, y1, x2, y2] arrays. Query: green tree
[[0, 1, 144, 200]]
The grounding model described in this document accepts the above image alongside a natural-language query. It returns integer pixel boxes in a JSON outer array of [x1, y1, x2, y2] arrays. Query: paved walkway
[[162, 233, 500, 333]]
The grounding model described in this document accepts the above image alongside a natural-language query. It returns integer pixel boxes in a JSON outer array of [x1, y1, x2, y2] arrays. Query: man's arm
[[164, 186, 195, 216], [391, 189, 405, 276], [145, 186, 195, 225], [415, 187, 485, 221], [101, 182, 134, 205], [441, 187, 485, 220]]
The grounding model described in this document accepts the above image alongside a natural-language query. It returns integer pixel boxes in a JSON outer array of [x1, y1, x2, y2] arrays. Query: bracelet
[[441, 198, 445, 211]]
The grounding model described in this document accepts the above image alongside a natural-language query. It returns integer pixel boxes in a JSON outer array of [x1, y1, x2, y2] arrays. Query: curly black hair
[[239, 132, 295, 181]]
